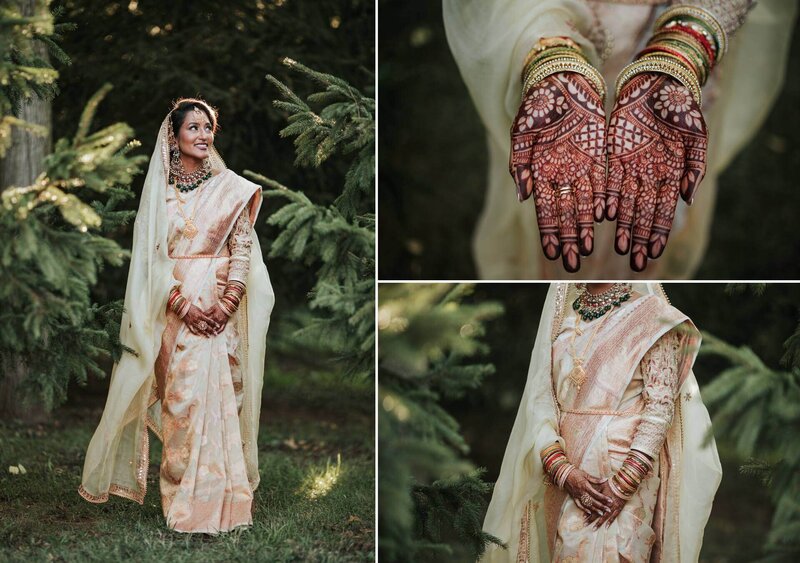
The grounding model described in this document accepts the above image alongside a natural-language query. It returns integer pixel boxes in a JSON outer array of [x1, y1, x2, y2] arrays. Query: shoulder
[[215, 169, 261, 196]]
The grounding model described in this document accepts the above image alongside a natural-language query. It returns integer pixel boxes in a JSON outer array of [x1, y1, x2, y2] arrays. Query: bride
[[78, 98, 274, 534], [482, 283, 721, 561]]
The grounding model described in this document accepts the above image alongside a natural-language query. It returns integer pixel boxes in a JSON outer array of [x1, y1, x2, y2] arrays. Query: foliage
[[0, 84, 144, 411], [700, 286, 800, 561], [378, 283, 504, 561], [0, 0, 73, 156], [246, 58, 374, 381]]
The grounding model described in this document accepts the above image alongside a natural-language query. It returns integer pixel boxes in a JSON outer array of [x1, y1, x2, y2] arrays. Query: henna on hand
[[510, 72, 606, 272], [204, 304, 229, 335], [606, 73, 707, 271]]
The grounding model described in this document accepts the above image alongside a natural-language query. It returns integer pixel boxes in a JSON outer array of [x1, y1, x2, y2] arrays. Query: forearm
[[221, 209, 253, 316]]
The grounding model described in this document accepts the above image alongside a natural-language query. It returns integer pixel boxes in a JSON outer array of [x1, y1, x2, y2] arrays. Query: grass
[[0, 362, 375, 562]]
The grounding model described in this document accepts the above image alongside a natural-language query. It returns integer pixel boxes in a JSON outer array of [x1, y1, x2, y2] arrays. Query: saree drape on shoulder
[[482, 284, 721, 562], [78, 116, 274, 534], [443, 0, 797, 279]]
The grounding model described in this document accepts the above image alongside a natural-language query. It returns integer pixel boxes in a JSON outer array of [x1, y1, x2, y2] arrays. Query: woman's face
[[177, 107, 214, 161]]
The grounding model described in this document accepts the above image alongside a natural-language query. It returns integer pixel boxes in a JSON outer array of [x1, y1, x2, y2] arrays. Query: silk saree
[[482, 284, 721, 562], [78, 115, 274, 535]]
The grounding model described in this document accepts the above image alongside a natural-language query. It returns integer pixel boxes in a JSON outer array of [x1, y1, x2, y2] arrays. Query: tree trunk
[[0, 0, 53, 421]]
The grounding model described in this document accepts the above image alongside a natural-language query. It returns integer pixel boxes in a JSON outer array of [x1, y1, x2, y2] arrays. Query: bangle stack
[[219, 280, 246, 316], [521, 36, 606, 103], [167, 287, 191, 319], [616, 5, 726, 105], [609, 450, 653, 500], [540, 443, 576, 489]]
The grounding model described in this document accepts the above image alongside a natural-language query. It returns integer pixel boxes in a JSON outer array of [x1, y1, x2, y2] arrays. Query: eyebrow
[[186, 121, 211, 126]]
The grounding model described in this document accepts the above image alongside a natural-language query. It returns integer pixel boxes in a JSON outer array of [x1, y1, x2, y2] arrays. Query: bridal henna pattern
[[606, 73, 707, 271], [510, 72, 606, 273]]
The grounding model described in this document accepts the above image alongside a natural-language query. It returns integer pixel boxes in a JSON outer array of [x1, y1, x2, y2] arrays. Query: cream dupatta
[[481, 284, 721, 562], [79, 116, 274, 504]]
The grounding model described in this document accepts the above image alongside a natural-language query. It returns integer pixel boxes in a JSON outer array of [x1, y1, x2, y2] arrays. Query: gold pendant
[[568, 362, 586, 389], [183, 219, 198, 239]]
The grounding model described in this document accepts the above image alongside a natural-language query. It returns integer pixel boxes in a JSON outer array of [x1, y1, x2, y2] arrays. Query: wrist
[[521, 37, 605, 102]]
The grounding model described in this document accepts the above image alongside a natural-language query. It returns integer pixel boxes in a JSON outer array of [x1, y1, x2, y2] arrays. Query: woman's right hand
[[183, 304, 217, 337], [510, 72, 607, 272], [562, 468, 613, 517]]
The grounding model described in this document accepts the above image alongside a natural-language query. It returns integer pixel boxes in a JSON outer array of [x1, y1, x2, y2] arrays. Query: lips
[[195, 143, 208, 150]]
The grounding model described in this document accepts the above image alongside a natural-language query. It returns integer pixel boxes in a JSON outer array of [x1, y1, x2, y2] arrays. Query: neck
[[586, 283, 614, 295], [179, 153, 204, 173]]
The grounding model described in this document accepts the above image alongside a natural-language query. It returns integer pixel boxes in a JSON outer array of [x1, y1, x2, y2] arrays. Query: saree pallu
[[152, 170, 260, 533]]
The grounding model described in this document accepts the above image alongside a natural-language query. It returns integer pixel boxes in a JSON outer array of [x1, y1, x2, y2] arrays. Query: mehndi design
[[606, 73, 707, 271], [510, 72, 606, 272]]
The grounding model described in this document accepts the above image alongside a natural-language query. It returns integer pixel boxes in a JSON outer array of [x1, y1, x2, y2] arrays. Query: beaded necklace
[[169, 157, 212, 193], [572, 283, 632, 321]]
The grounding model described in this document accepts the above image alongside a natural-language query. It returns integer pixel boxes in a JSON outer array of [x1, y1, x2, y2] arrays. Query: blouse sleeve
[[630, 329, 683, 459], [226, 208, 253, 285], [677, 0, 755, 38]]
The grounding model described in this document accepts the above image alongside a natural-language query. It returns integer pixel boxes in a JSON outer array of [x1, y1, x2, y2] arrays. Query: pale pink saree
[[154, 170, 261, 533], [482, 284, 721, 563], [544, 294, 696, 561]]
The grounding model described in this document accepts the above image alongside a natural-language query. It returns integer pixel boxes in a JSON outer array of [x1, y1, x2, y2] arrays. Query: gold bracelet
[[615, 56, 701, 105], [523, 51, 586, 85], [523, 48, 586, 78], [653, 4, 727, 62], [523, 57, 606, 102]]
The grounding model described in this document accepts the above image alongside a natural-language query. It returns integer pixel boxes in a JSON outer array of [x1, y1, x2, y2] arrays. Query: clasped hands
[[563, 467, 627, 529], [510, 71, 708, 272], [183, 303, 229, 337]]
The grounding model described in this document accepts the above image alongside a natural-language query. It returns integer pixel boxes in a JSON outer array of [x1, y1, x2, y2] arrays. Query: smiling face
[[176, 107, 214, 165]]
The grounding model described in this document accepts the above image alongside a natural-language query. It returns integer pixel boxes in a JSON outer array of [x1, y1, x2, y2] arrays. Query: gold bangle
[[640, 46, 706, 86], [653, 4, 727, 62], [615, 56, 701, 105], [524, 48, 586, 76], [523, 36, 583, 65], [523, 44, 584, 70], [523, 51, 586, 84], [523, 57, 606, 102]]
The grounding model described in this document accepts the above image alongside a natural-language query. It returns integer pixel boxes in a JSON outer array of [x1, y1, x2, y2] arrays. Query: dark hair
[[170, 98, 218, 137]]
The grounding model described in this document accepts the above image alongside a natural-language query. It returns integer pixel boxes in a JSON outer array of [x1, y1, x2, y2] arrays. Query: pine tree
[[245, 58, 374, 380], [0, 82, 145, 416], [700, 285, 800, 561], [0, 0, 73, 156], [378, 284, 504, 561]]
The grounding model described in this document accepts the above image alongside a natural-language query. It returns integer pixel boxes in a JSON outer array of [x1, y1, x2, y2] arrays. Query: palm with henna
[[606, 73, 707, 271], [510, 72, 606, 273]]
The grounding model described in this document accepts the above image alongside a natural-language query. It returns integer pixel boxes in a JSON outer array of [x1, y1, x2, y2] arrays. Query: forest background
[[0, 1, 375, 561]]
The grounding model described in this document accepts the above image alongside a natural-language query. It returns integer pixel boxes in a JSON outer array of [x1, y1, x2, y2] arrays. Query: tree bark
[[0, 0, 53, 421]]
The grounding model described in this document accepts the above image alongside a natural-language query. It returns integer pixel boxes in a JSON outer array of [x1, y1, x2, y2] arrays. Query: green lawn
[[0, 365, 375, 562]]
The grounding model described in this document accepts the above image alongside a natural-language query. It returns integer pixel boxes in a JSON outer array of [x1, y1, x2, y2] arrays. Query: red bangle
[[668, 23, 716, 66]]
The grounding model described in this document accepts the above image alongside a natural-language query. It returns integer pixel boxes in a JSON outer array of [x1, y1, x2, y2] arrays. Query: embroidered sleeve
[[674, 0, 755, 38], [630, 329, 683, 458], [226, 208, 253, 285]]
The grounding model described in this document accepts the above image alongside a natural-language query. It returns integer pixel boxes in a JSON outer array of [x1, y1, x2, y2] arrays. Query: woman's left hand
[[204, 304, 229, 335], [585, 480, 626, 528], [606, 72, 707, 271]]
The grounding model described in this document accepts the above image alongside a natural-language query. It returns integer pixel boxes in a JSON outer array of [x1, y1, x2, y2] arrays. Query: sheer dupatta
[[481, 284, 721, 562], [79, 115, 274, 504]]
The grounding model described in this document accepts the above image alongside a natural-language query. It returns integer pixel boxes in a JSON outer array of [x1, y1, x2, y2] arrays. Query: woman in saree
[[482, 283, 721, 562], [78, 98, 275, 534], [444, 0, 796, 278]]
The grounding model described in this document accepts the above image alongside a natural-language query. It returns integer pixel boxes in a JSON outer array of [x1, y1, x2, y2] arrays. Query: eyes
[[187, 124, 213, 132]]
